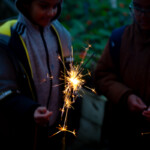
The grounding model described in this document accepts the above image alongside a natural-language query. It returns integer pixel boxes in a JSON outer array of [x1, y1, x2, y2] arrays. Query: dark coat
[[94, 22, 150, 149]]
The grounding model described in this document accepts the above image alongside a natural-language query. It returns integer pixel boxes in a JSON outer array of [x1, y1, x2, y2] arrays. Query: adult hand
[[34, 106, 52, 127], [127, 94, 147, 113], [142, 106, 150, 122]]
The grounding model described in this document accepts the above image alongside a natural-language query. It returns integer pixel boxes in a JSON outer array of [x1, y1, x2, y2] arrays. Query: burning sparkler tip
[[141, 132, 150, 136]]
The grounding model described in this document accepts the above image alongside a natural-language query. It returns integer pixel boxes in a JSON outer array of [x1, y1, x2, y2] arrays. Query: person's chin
[[40, 19, 51, 27]]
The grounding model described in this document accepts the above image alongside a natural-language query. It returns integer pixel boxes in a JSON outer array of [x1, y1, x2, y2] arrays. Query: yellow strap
[[19, 35, 33, 78], [19, 62, 36, 101]]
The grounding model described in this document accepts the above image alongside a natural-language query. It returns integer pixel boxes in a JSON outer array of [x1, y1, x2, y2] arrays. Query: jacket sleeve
[[94, 40, 133, 104], [0, 46, 39, 119]]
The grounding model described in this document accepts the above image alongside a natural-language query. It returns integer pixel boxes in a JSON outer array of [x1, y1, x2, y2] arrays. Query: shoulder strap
[[109, 25, 127, 68], [9, 29, 37, 99]]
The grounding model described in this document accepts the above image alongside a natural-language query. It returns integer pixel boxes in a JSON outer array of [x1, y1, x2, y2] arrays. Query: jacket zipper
[[40, 28, 52, 108]]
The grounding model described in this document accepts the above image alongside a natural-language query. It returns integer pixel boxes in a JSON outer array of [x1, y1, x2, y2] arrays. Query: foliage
[[59, 0, 132, 72]]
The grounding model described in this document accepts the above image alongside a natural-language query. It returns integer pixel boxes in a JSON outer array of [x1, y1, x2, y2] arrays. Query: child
[[0, 0, 73, 149]]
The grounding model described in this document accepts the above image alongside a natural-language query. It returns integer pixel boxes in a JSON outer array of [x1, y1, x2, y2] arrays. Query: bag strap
[[109, 25, 127, 69]]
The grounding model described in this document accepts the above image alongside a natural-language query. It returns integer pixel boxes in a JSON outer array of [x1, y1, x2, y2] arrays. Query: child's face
[[27, 0, 61, 27]]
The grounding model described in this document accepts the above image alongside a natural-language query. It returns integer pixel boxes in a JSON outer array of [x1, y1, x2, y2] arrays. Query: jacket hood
[[15, 0, 62, 21]]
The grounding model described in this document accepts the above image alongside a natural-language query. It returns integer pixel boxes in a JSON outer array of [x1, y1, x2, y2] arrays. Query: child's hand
[[34, 106, 53, 126]]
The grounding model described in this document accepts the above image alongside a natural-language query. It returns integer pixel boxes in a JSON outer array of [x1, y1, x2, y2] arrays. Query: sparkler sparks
[[49, 44, 95, 138], [65, 65, 85, 92], [50, 124, 76, 137], [40, 73, 53, 84]]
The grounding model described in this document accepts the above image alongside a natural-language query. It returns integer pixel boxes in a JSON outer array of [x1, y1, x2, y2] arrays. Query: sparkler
[[141, 132, 150, 136], [49, 44, 96, 138]]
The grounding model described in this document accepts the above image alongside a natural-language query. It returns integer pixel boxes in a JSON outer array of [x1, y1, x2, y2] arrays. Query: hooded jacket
[[0, 1, 72, 150]]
